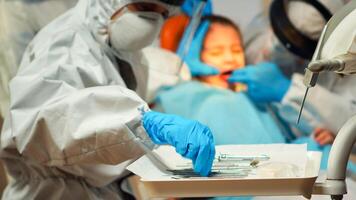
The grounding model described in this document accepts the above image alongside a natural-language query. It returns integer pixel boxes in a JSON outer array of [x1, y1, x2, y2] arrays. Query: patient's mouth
[[220, 70, 234, 81]]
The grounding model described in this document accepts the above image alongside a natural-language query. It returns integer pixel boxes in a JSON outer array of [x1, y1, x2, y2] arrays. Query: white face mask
[[108, 11, 164, 52]]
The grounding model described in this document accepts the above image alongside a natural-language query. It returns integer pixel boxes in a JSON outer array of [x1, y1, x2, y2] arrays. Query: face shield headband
[[159, 0, 185, 6]]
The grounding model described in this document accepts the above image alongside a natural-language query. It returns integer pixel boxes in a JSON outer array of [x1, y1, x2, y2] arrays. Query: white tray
[[141, 151, 322, 198]]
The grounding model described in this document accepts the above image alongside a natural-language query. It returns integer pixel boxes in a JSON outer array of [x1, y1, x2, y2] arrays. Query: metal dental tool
[[297, 25, 327, 124], [171, 154, 270, 178], [177, 0, 207, 72], [217, 154, 270, 163]]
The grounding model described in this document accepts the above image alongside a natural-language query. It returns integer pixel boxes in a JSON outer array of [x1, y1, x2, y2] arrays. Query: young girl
[[156, 13, 355, 199], [199, 16, 246, 92], [166, 14, 336, 148], [156, 15, 286, 145]]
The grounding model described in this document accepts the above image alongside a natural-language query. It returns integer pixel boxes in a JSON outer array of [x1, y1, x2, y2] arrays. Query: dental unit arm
[[299, 1, 356, 199], [302, 1, 356, 89]]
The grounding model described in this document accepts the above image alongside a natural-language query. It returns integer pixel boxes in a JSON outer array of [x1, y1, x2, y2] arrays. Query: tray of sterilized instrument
[[127, 144, 322, 198]]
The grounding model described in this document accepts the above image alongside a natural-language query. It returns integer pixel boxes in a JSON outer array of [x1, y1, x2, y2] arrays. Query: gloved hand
[[143, 111, 215, 176], [181, 0, 213, 17], [228, 62, 291, 103], [177, 21, 219, 76]]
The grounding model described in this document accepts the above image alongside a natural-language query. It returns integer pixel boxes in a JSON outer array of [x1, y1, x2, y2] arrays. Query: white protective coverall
[[244, 0, 356, 136], [0, 0, 181, 199], [0, 0, 78, 125]]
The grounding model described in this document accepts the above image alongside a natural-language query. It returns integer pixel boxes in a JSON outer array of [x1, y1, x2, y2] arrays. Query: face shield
[[244, 14, 308, 77], [244, 0, 344, 77], [110, 0, 185, 19], [269, 0, 333, 60], [151, 0, 185, 16], [269, 34, 308, 76]]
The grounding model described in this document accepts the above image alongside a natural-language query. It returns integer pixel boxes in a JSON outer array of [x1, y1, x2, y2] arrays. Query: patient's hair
[[201, 15, 242, 41]]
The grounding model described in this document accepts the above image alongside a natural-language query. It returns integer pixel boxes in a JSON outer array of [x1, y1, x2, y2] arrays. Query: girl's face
[[200, 23, 245, 89]]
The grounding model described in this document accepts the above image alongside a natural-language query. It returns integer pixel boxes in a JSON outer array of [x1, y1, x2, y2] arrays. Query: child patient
[[156, 15, 286, 145], [190, 15, 335, 147], [156, 15, 338, 170], [198, 16, 246, 91]]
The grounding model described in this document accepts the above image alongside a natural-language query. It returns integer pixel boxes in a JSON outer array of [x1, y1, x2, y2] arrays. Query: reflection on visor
[[127, 3, 169, 18], [112, 2, 169, 19]]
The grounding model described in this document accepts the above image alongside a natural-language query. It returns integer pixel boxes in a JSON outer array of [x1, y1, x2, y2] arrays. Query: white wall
[[212, 0, 264, 32]]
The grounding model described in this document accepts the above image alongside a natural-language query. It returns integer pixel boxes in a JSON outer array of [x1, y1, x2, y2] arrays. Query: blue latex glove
[[177, 21, 219, 76], [181, 0, 213, 17], [228, 62, 291, 103], [143, 111, 215, 176]]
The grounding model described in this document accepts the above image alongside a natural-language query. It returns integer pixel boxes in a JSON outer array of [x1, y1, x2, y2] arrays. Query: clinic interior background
[[213, 0, 269, 32]]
